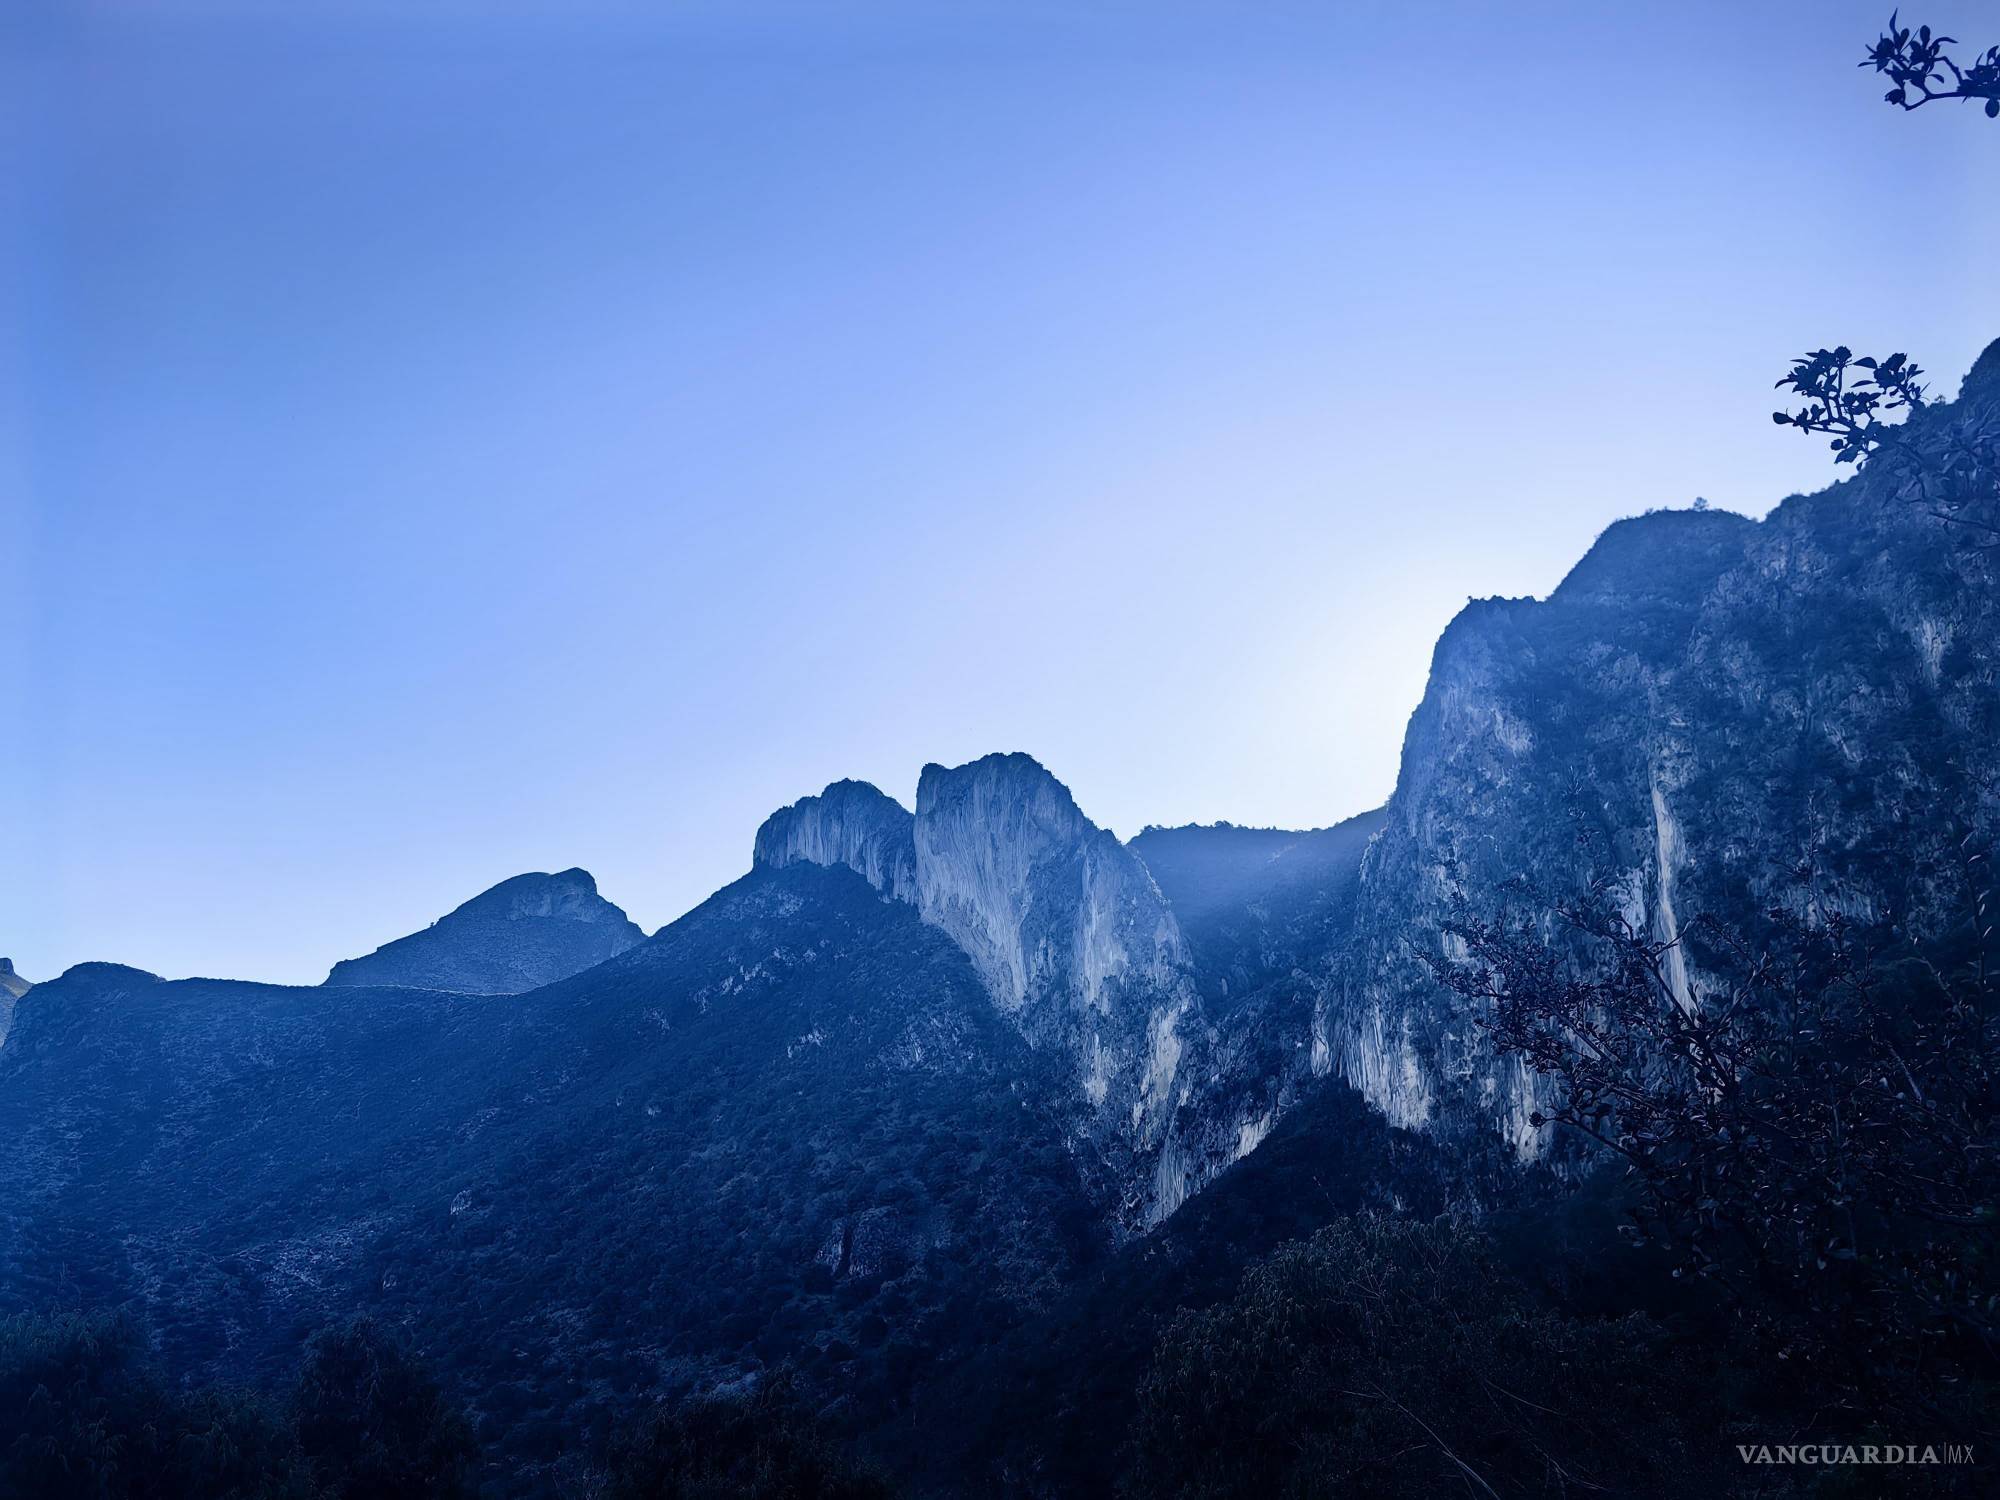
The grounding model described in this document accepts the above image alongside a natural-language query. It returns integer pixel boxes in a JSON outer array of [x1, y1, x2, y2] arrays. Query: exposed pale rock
[[0, 958, 26, 1050], [1320, 350, 2000, 1156], [753, 780, 917, 903]]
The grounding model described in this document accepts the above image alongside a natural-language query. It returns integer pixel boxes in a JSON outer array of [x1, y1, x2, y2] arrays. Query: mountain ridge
[[322, 867, 645, 994], [8, 337, 1999, 1495]]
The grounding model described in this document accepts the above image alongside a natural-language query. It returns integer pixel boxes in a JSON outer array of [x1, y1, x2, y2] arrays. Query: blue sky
[[6, 1, 1998, 985]]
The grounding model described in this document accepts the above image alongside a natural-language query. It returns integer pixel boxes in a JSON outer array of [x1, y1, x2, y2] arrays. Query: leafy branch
[[1770, 346, 1927, 465], [1863, 12, 2000, 117], [1770, 345, 2000, 551]]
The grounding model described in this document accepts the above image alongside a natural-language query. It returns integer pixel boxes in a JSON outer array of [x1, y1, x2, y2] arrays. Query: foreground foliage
[[1, 1309, 305, 1499], [1126, 1215, 1713, 1500], [592, 1378, 891, 1500], [0, 1311, 471, 1500]]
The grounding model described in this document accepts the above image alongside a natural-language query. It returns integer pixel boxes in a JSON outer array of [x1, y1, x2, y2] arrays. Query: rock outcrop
[[1316, 345, 2000, 1158], [753, 779, 918, 903], [323, 869, 644, 994], [0, 958, 28, 1049], [913, 754, 1195, 1135], [755, 754, 1266, 1222]]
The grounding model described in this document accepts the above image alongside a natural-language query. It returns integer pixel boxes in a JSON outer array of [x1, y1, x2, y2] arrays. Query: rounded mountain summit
[[321, 869, 645, 994]]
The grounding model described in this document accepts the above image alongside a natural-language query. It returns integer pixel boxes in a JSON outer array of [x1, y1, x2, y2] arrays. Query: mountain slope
[[0, 864, 1105, 1492], [1131, 809, 1387, 1009], [907, 1071, 1521, 1498], [322, 868, 644, 993]]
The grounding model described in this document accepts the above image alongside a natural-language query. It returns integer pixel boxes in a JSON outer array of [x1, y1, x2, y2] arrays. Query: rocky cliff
[[1130, 812, 1387, 1012], [322, 868, 644, 993], [912, 755, 1195, 1139], [0, 958, 28, 1049], [754, 779, 919, 904], [1315, 345, 2000, 1157], [754, 754, 1275, 1222]]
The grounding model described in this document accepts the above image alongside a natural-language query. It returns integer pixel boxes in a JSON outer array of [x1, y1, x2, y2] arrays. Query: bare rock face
[[912, 754, 1195, 1141], [1318, 351, 2000, 1160], [323, 869, 644, 994], [753, 779, 918, 903], [0, 959, 28, 1049], [754, 755, 1276, 1223]]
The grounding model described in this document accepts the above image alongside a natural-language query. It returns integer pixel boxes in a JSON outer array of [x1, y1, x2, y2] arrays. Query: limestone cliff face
[[1318, 347, 2000, 1157], [913, 755, 1198, 1161], [0, 959, 26, 1049], [753, 780, 919, 904], [755, 755, 1259, 1223], [323, 869, 645, 994]]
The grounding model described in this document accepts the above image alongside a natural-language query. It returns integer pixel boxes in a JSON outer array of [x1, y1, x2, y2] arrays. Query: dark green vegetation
[[0, 865, 1105, 1494], [13, 1119, 1991, 1498], [1125, 1216, 1711, 1500], [595, 1377, 892, 1500], [905, 1078, 1521, 1497], [0, 1311, 471, 1499], [1438, 882, 2000, 1455], [294, 1320, 480, 1499], [1124, 1202, 1995, 1499]]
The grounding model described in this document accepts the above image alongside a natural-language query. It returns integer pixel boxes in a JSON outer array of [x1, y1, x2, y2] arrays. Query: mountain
[[755, 779, 919, 904], [322, 868, 644, 993], [754, 753, 1273, 1224], [0, 959, 28, 1049], [1316, 344, 2000, 1154], [0, 863, 1105, 1493], [8, 342, 1996, 1496]]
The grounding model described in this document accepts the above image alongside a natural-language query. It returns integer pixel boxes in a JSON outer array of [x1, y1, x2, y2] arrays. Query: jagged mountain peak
[[753, 779, 917, 902], [323, 869, 644, 994], [910, 754, 1209, 1213], [752, 751, 1227, 1219], [914, 751, 1094, 845], [912, 753, 1170, 1012]]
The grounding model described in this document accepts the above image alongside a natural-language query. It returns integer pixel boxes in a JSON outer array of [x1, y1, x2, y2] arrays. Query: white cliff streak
[[752, 780, 919, 904], [1649, 778, 1694, 1012], [757, 754, 1219, 1224]]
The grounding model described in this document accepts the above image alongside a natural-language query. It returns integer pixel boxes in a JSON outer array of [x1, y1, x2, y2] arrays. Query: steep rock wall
[[1321, 361, 2000, 1156]]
